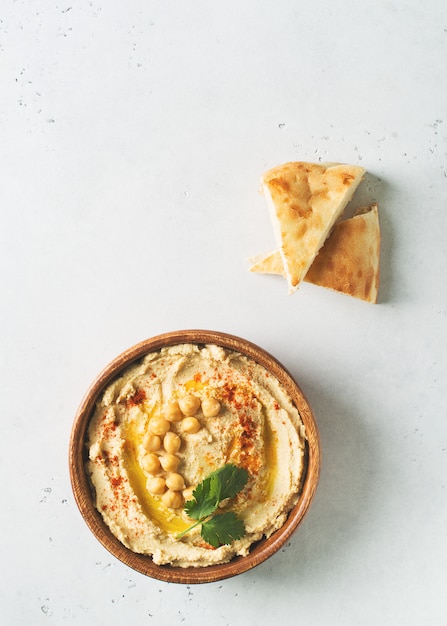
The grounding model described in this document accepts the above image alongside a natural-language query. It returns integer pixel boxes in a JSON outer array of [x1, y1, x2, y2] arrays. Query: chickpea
[[159, 453, 180, 472], [141, 453, 161, 474], [178, 394, 201, 416], [182, 416, 201, 434], [165, 400, 183, 423], [143, 432, 161, 452], [201, 397, 221, 418], [162, 489, 183, 509], [165, 472, 185, 492], [182, 486, 196, 501], [148, 416, 170, 436], [163, 431, 181, 454], [146, 476, 166, 495]]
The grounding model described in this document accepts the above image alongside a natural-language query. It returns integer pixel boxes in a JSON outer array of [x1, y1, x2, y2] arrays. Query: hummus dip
[[86, 343, 307, 568]]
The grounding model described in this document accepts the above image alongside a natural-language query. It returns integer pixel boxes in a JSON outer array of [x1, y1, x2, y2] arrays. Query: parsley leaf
[[210, 464, 249, 501], [201, 512, 246, 548], [184, 463, 248, 521], [183, 478, 219, 521], [177, 463, 249, 546]]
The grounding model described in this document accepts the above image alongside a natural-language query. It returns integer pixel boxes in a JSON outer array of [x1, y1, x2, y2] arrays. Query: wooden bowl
[[69, 330, 320, 584]]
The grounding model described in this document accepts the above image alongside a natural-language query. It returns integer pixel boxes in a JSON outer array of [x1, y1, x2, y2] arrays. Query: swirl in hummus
[[86, 343, 307, 568]]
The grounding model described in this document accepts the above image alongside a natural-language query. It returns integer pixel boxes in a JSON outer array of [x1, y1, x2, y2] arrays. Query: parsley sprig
[[176, 464, 248, 548]]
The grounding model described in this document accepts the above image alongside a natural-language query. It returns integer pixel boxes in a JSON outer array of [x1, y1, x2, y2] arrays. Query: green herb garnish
[[176, 463, 248, 547]]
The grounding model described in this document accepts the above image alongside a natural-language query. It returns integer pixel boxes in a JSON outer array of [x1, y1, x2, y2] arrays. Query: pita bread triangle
[[262, 161, 365, 293], [250, 204, 381, 303]]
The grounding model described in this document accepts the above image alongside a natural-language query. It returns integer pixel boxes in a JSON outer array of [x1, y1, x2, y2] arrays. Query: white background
[[1, 1, 446, 624]]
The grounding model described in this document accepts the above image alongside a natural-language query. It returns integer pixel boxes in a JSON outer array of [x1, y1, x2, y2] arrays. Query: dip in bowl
[[69, 330, 320, 584]]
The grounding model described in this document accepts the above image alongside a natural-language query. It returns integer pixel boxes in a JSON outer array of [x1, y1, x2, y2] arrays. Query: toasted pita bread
[[262, 161, 365, 293], [250, 204, 381, 303]]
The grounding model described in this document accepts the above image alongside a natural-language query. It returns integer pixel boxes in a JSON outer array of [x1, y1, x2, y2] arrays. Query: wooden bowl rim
[[69, 329, 320, 584]]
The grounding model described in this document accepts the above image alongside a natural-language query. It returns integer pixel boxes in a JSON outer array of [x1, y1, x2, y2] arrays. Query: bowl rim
[[69, 329, 320, 584]]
